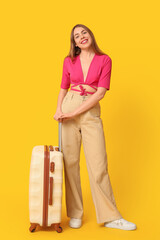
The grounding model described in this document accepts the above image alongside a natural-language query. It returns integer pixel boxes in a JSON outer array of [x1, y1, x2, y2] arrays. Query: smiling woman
[[53, 24, 137, 231]]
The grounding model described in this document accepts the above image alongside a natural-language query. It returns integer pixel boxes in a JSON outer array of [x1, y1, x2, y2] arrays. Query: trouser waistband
[[66, 90, 92, 100]]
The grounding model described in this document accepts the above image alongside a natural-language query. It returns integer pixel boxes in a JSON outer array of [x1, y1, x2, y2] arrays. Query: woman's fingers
[[58, 116, 69, 122], [57, 113, 73, 122]]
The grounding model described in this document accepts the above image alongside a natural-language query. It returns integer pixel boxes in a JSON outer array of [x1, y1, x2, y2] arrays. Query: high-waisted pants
[[61, 91, 122, 224]]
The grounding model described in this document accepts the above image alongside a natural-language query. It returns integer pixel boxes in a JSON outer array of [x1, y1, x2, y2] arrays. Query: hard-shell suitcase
[[29, 123, 63, 233]]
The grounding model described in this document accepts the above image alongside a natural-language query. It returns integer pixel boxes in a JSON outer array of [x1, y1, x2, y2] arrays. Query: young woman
[[54, 24, 137, 231]]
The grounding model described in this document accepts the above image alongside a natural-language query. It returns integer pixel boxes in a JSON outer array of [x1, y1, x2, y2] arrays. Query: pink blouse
[[60, 53, 112, 95]]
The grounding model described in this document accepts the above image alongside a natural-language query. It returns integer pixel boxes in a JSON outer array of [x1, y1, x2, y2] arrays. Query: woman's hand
[[58, 112, 76, 122], [53, 109, 64, 122], [54, 109, 76, 122]]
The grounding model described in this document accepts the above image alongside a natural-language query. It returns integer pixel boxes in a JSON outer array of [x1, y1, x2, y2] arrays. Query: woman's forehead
[[74, 27, 86, 35]]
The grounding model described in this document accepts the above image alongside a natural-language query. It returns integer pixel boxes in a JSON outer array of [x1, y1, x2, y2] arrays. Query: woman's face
[[73, 27, 93, 50]]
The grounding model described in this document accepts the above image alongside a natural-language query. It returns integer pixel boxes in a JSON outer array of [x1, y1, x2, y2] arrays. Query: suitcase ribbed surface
[[29, 145, 63, 227]]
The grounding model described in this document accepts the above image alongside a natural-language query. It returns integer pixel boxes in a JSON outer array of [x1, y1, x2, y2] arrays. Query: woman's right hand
[[53, 109, 64, 122]]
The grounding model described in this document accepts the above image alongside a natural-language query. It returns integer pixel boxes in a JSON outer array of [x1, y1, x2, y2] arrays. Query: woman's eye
[[75, 31, 87, 38]]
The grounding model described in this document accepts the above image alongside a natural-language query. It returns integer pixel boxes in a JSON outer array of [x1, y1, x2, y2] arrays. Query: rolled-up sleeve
[[60, 57, 70, 89], [98, 56, 112, 90]]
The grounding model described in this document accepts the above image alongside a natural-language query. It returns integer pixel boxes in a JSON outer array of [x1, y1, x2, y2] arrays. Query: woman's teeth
[[81, 39, 88, 44]]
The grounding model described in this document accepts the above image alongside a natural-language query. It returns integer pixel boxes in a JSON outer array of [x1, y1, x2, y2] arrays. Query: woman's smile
[[81, 39, 88, 44]]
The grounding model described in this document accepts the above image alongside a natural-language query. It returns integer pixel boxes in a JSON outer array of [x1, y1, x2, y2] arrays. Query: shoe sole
[[104, 225, 137, 231], [69, 221, 82, 229], [69, 224, 82, 229]]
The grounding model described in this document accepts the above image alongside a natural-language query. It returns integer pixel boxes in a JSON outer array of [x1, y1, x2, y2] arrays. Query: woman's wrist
[[56, 107, 62, 112]]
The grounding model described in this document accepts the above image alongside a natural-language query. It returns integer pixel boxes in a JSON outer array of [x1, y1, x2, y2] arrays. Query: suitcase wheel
[[52, 223, 63, 233], [56, 226, 63, 233], [29, 223, 37, 232]]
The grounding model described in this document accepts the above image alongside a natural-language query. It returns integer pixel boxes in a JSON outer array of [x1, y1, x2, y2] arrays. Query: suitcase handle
[[48, 123, 61, 206], [58, 122, 62, 152]]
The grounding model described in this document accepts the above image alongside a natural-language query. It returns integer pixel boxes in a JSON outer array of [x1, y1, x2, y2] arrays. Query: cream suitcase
[[29, 123, 63, 233]]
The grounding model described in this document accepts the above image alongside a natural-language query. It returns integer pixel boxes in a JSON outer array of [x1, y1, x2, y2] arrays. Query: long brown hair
[[66, 24, 107, 62]]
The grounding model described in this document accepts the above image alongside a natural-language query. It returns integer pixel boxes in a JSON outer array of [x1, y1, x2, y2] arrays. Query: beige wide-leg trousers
[[61, 91, 122, 224]]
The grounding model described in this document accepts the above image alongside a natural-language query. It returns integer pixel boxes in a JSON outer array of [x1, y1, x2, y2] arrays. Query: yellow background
[[0, 0, 160, 239]]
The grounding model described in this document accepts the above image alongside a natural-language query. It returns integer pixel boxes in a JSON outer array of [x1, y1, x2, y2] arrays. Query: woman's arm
[[56, 88, 68, 111], [59, 87, 107, 121], [73, 87, 107, 116], [53, 88, 68, 122]]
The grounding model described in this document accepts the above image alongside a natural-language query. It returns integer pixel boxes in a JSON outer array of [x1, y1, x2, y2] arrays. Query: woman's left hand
[[58, 112, 76, 122]]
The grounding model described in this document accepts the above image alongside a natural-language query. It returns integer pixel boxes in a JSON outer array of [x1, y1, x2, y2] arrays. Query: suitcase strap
[[43, 145, 50, 226], [49, 177, 53, 205], [43, 145, 56, 226]]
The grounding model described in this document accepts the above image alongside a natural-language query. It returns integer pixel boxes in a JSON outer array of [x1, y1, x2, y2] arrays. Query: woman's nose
[[80, 34, 85, 39]]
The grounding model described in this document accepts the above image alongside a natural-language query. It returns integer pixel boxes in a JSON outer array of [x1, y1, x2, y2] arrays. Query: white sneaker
[[69, 218, 82, 228], [104, 218, 137, 230]]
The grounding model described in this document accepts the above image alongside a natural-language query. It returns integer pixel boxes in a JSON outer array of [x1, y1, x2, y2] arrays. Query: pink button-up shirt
[[60, 53, 112, 95]]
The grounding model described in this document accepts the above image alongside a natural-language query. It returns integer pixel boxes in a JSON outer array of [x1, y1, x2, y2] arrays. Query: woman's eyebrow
[[74, 30, 85, 36]]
